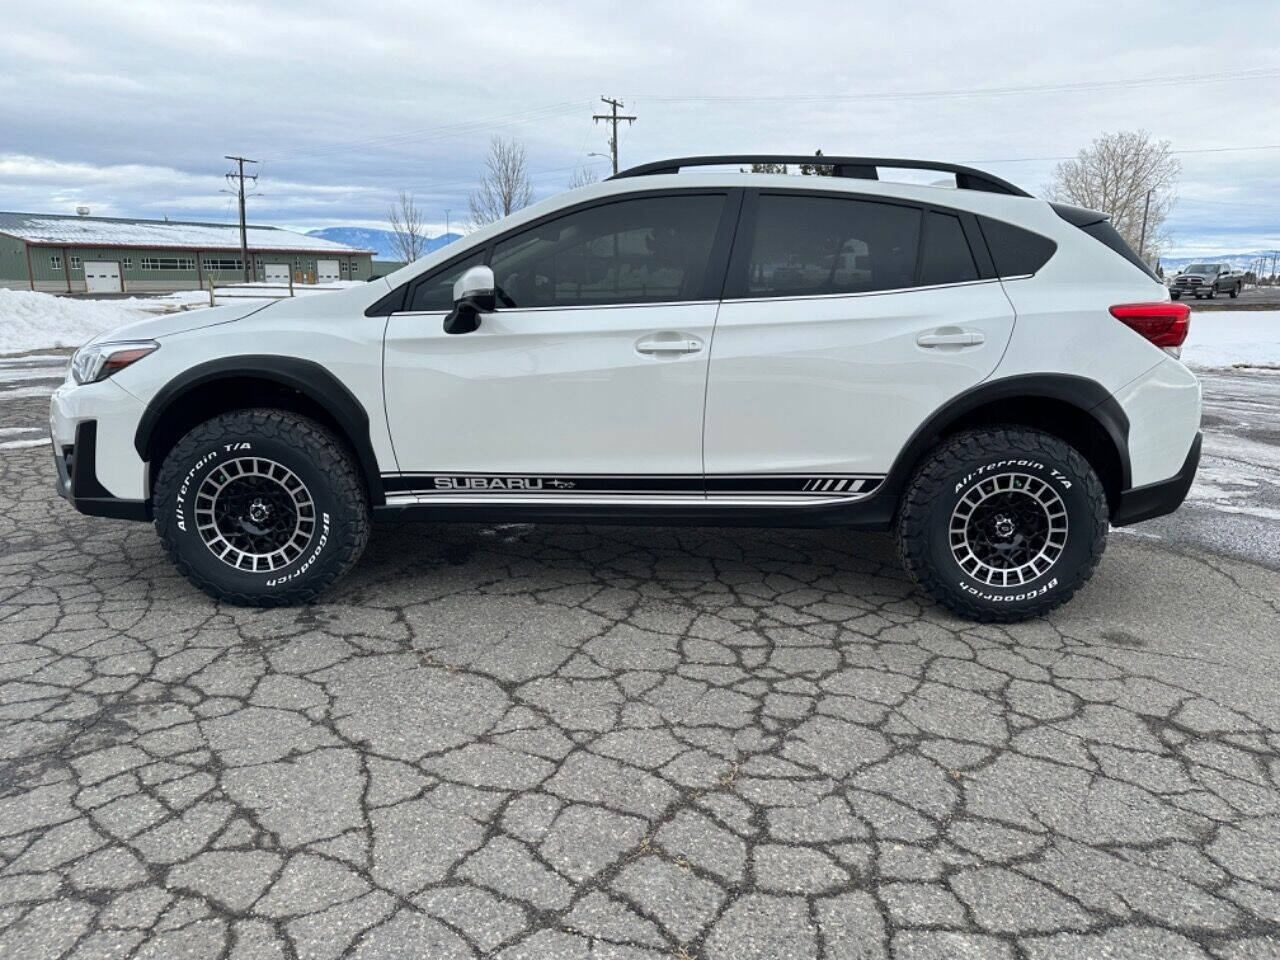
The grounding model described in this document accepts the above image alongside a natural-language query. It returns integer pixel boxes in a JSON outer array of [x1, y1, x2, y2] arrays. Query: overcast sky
[[2, 0, 1277, 257]]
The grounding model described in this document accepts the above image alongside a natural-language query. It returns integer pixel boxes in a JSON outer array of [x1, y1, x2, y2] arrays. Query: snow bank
[[1183, 310, 1280, 370], [0, 290, 153, 355], [0, 283, 361, 355]]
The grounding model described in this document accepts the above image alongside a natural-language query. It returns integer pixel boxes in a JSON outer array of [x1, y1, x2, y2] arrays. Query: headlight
[[69, 340, 159, 385]]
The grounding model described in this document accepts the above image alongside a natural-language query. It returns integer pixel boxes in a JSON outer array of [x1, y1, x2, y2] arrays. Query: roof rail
[[610, 155, 1031, 197]]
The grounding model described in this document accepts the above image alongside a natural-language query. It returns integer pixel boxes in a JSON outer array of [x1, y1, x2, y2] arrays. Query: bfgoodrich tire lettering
[[154, 409, 370, 606], [896, 427, 1108, 622]]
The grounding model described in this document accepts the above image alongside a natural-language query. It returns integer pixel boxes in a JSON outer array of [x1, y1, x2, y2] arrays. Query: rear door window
[[732, 194, 921, 298], [920, 211, 979, 285]]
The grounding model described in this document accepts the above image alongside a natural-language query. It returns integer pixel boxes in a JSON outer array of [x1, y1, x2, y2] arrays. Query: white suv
[[51, 155, 1202, 621]]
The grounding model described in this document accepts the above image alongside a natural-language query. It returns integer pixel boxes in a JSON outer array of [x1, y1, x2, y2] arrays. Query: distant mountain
[[306, 227, 462, 260], [1161, 252, 1276, 274]]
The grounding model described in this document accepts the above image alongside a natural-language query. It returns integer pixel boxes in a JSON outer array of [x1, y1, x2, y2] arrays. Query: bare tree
[[1048, 130, 1180, 262], [468, 137, 534, 227], [567, 165, 600, 190], [387, 190, 428, 263]]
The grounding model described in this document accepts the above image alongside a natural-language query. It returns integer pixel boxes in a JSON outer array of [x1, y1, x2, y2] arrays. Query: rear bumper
[[55, 420, 151, 522], [1112, 432, 1201, 526]]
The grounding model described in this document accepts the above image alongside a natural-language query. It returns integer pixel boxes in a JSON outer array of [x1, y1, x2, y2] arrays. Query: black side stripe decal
[[382, 473, 883, 497]]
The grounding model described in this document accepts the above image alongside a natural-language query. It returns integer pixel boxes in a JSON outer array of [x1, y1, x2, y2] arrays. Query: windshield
[[1184, 263, 1219, 273]]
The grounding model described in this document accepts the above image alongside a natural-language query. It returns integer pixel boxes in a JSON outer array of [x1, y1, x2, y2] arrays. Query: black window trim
[[367, 187, 745, 317], [721, 187, 1001, 302]]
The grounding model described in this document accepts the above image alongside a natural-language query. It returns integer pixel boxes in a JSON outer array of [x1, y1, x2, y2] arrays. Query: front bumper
[[55, 421, 151, 521], [1112, 432, 1201, 526], [51, 378, 152, 521]]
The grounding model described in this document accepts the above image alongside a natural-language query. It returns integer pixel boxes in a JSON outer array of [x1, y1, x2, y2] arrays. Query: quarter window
[[737, 195, 921, 298], [920, 212, 979, 286], [978, 216, 1057, 277], [489, 194, 726, 308]]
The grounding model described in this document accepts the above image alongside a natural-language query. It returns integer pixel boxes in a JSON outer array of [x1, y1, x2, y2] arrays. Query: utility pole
[[445, 209, 451, 238], [1137, 188, 1152, 260], [1270, 250, 1277, 286], [592, 97, 636, 175], [224, 155, 258, 283]]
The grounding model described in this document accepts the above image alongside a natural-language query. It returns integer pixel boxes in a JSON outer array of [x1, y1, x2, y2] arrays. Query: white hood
[[90, 299, 277, 346]]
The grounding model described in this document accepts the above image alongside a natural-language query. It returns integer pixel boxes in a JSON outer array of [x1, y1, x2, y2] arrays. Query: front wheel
[[1170, 291, 1181, 300], [896, 427, 1108, 622], [153, 409, 370, 606], [1230, 284, 1241, 299]]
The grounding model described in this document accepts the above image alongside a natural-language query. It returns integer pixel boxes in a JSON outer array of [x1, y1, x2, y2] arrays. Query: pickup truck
[[1170, 263, 1244, 299]]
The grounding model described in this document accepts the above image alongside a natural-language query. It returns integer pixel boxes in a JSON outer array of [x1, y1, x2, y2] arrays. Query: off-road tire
[[896, 427, 1108, 622], [154, 409, 370, 606]]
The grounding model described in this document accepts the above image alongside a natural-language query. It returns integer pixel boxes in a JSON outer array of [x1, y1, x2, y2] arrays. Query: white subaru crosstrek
[[51, 155, 1201, 621]]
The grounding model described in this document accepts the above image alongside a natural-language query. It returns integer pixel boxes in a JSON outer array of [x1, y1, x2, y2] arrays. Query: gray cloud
[[2, 0, 1277, 254]]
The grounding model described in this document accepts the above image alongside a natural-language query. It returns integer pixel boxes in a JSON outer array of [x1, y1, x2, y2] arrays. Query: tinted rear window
[[737, 195, 921, 298], [977, 217, 1057, 277], [920, 212, 979, 286]]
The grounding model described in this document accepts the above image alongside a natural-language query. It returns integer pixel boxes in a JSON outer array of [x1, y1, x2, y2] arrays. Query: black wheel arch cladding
[[878, 373, 1131, 502], [134, 355, 386, 506]]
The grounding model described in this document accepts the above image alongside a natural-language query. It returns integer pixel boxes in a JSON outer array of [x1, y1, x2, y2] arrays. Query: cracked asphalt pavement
[[2, 364, 1279, 959]]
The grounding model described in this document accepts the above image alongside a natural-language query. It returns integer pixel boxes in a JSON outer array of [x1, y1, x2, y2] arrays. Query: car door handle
[[917, 330, 985, 348], [636, 336, 703, 355]]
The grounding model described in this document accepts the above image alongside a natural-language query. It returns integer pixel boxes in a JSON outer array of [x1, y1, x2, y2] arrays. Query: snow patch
[[0, 290, 153, 355], [0, 437, 51, 450], [0, 283, 361, 354], [3, 216, 369, 253], [1182, 310, 1280, 370]]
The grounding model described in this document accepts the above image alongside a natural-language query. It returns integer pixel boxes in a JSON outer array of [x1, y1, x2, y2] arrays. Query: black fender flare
[[878, 373, 1131, 498], [133, 355, 386, 506]]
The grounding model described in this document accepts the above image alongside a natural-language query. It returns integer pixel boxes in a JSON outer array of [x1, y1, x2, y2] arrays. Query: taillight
[[1109, 302, 1191, 349]]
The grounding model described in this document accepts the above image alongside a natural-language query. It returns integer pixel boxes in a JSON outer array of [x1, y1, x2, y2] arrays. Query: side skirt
[[372, 492, 898, 531]]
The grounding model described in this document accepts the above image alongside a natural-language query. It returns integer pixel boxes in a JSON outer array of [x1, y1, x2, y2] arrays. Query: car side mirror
[[443, 265, 496, 335]]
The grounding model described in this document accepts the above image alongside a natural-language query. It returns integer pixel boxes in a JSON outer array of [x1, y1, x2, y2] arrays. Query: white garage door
[[316, 259, 340, 283], [84, 261, 122, 294], [264, 263, 290, 284]]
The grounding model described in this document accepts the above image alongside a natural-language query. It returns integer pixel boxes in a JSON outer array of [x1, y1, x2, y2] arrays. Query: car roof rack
[[610, 155, 1031, 197]]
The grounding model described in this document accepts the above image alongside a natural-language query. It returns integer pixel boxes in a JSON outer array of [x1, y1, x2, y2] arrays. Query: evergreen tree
[[800, 149, 834, 177]]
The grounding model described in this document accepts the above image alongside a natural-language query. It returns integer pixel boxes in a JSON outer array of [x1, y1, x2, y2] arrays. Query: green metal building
[[0, 211, 375, 294]]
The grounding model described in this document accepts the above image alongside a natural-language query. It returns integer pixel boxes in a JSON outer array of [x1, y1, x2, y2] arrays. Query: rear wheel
[[896, 427, 1108, 622], [153, 409, 370, 606], [1230, 283, 1241, 299]]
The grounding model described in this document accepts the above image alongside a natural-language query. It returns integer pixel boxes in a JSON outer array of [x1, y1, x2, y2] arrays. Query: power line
[[966, 143, 1280, 164], [592, 97, 636, 175], [261, 101, 589, 163], [633, 67, 1280, 104]]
